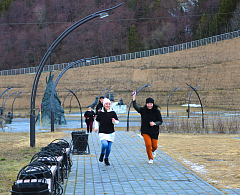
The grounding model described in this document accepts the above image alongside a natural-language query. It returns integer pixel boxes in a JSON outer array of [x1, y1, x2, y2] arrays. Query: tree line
[[0, 0, 239, 70]]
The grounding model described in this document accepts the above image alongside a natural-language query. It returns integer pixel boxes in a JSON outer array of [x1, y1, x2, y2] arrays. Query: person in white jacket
[[94, 98, 119, 166]]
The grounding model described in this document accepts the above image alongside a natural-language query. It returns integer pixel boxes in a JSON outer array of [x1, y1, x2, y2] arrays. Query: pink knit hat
[[103, 98, 111, 106]]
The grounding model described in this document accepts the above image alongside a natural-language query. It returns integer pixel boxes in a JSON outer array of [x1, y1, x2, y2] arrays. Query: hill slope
[[1, 37, 240, 112]]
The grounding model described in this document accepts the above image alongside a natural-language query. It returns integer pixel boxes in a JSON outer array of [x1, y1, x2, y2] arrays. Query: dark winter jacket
[[133, 100, 163, 139], [95, 103, 103, 115], [95, 108, 119, 134], [84, 110, 95, 123]]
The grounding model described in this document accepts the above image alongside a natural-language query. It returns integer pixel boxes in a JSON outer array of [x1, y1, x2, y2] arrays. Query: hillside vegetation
[[0, 36, 240, 113], [0, 0, 239, 70]]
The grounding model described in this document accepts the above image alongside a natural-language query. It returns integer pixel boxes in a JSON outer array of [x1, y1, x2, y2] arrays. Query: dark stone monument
[[36, 72, 67, 125]]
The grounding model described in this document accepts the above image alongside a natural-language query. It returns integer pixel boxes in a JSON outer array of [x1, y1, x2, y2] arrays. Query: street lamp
[[0, 85, 14, 99], [98, 87, 107, 99], [127, 83, 152, 131], [66, 88, 83, 129], [104, 88, 113, 97], [167, 87, 179, 117], [30, 3, 123, 146], [2, 93, 7, 108], [62, 90, 74, 110], [3, 92, 16, 113], [187, 85, 200, 118], [69, 88, 81, 112], [12, 91, 24, 117], [51, 58, 93, 132], [186, 83, 204, 128]]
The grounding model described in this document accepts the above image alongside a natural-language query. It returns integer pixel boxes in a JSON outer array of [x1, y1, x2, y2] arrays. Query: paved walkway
[[63, 131, 226, 195]]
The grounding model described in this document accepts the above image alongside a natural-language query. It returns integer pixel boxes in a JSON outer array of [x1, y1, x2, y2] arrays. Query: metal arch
[[66, 88, 83, 129], [62, 91, 72, 110], [186, 83, 204, 128], [98, 88, 107, 100], [69, 88, 82, 112], [187, 85, 200, 118], [0, 85, 14, 99], [2, 93, 7, 108], [51, 59, 88, 132], [12, 91, 24, 117], [30, 3, 123, 147], [127, 82, 152, 131], [3, 92, 16, 110], [167, 87, 179, 117], [104, 89, 113, 98]]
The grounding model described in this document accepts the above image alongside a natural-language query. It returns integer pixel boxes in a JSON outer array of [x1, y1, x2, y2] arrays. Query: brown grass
[[159, 133, 240, 190], [1, 37, 240, 111], [0, 131, 70, 195], [0, 129, 239, 194]]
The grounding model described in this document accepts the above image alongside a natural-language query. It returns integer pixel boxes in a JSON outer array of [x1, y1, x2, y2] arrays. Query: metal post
[[30, 3, 123, 146], [167, 87, 179, 117], [104, 89, 113, 97], [69, 88, 81, 112], [186, 83, 204, 128], [98, 88, 107, 99], [127, 83, 152, 131], [0, 86, 14, 99], [12, 91, 24, 117], [51, 59, 92, 132], [187, 85, 200, 118], [3, 92, 16, 110], [66, 88, 83, 128], [62, 91, 72, 110]]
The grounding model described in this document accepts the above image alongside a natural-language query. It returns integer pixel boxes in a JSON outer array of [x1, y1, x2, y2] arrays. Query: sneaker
[[153, 151, 157, 158], [148, 159, 153, 164]]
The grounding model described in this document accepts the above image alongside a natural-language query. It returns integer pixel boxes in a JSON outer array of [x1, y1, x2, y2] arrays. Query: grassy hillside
[[0, 37, 240, 114]]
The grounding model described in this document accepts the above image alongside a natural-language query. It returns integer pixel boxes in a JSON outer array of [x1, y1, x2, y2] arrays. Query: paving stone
[[63, 131, 226, 195]]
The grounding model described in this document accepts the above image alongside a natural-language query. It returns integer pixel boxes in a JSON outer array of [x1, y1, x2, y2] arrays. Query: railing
[[1, 30, 239, 76]]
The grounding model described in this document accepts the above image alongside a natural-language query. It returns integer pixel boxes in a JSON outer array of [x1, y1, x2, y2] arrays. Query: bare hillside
[[1, 37, 240, 112]]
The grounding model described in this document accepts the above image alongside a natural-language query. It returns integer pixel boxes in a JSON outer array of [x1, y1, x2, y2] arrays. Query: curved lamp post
[[51, 58, 91, 132], [187, 85, 200, 118], [127, 83, 152, 131], [186, 83, 204, 128], [66, 88, 83, 129], [3, 92, 16, 110], [62, 91, 73, 110], [0, 85, 14, 99], [104, 88, 113, 97], [167, 87, 179, 117], [69, 88, 81, 112], [2, 93, 7, 108], [98, 87, 107, 99], [30, 3, 123, 146], [12, 91, 24, 117]]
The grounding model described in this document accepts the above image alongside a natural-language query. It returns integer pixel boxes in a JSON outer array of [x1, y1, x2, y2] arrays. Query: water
[[2, 110, 240, 133], [1, 111, 141, 133]]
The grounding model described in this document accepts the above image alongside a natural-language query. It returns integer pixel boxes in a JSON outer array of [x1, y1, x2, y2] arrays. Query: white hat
[[103, 98, 111, 106]]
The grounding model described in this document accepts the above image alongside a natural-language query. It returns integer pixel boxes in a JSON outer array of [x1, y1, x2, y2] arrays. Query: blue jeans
[[101, 140, 113, 159]]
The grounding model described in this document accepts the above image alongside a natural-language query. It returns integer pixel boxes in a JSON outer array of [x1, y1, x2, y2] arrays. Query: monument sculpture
[[36, 72, 67, 125]]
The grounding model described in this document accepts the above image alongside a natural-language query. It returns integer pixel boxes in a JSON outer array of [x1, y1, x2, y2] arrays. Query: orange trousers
[[142, 133, 158, 160]]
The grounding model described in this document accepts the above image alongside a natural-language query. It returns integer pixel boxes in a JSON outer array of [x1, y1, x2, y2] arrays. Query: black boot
[[99, 153, 104, 162], [104, 158, 110, 166]]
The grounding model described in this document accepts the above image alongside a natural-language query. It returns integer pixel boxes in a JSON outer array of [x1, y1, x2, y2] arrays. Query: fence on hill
[[1, 30, 240, 76]]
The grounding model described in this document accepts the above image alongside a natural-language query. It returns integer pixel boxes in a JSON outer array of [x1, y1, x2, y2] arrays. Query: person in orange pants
[[132, 90, 163, 164]]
